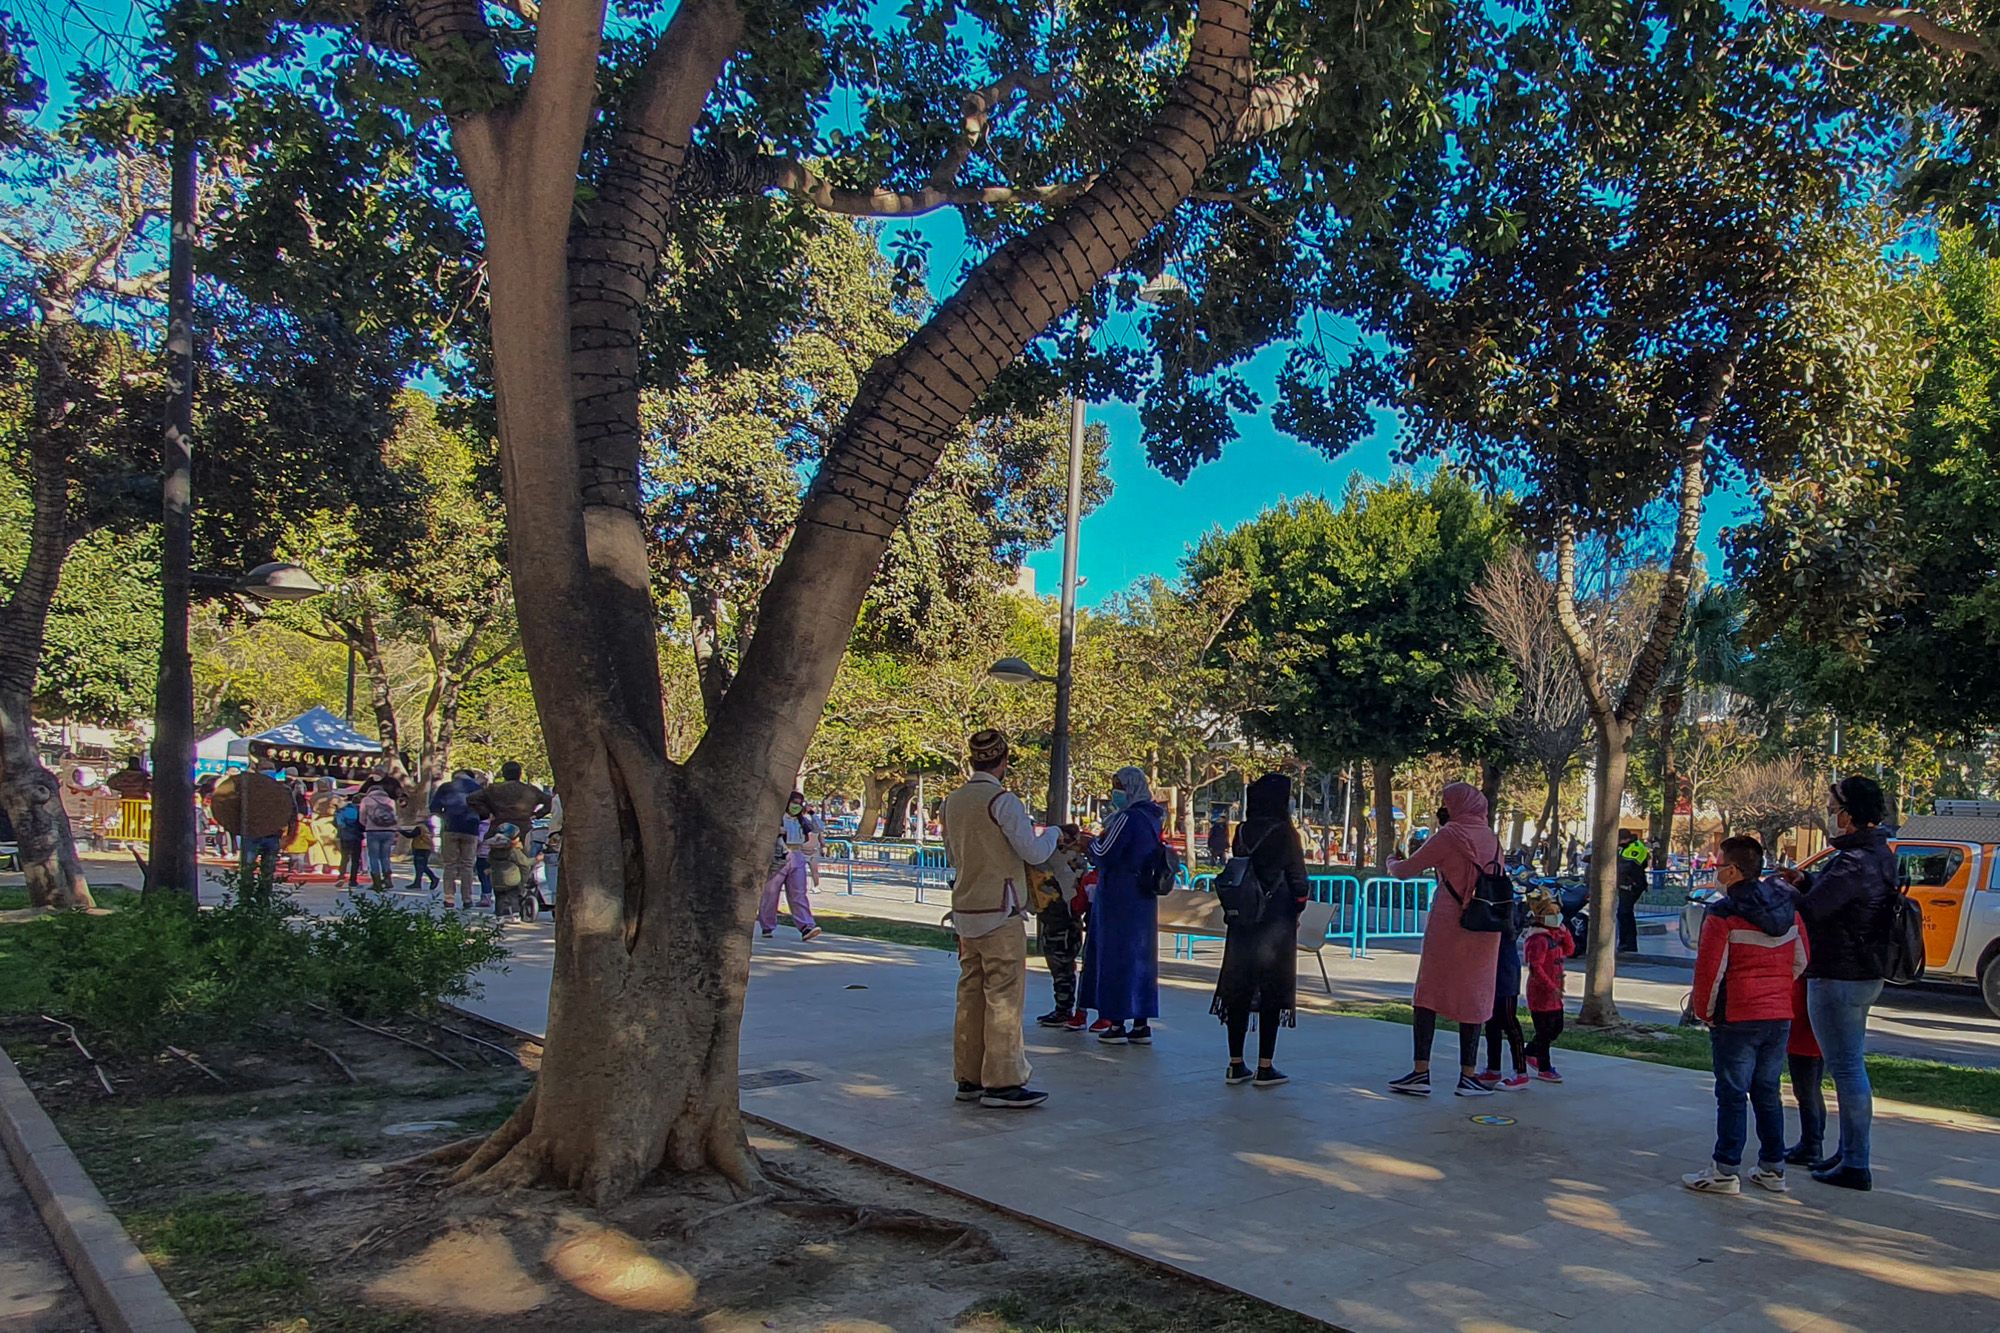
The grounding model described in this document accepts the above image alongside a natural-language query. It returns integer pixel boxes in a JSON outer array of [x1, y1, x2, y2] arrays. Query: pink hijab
[[1388, 782, 1501, 893]]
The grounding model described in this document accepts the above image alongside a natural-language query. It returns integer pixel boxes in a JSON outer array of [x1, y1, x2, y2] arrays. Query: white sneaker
[[1682, 1164, 1742, 1195], [1749, 1167, 1789, 1194]]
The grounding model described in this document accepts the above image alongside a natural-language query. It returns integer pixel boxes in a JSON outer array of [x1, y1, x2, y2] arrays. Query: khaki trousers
[[954, 918, 1031, 1090]]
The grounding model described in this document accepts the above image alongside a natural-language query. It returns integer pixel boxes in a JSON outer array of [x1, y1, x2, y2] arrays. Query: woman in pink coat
[[1386, 782, 1503, 1099]]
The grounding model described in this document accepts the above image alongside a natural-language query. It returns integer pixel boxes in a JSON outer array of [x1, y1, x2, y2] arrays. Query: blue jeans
[[1808, 977, 1883, 1170], [1710, 1018, 1789, 1171], [364, 830, 397, 887], [240, 834, 281, 882]]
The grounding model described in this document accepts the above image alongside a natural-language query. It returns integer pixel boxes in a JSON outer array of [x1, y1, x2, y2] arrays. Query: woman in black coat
[[1211, 772, 1311, 1087]]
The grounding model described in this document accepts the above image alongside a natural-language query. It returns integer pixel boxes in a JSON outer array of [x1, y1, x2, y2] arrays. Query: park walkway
[[465, 931, 2000, 1333]]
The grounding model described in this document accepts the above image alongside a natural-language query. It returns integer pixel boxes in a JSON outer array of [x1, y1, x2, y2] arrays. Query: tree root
[[383, 1133, 486, 1172], [749, 1160, 1001, 1262], [769, 1200, 1004, 1262], [306, 1003, 468, 1070], [448, 1087, 539, 1187]]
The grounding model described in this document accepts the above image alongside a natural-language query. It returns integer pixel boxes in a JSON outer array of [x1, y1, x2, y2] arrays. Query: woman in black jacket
[[1778, 774, 1898, 1192], [1211, 772, 1311, 1087]]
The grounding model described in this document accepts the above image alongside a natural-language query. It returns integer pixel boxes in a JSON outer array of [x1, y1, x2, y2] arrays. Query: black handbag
[[1447, 858, 1516, 933]]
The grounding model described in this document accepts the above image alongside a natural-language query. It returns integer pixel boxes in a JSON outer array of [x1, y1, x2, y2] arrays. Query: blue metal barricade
[[1310, 874, 1363, 952], [1352, 876, 1436, 957]]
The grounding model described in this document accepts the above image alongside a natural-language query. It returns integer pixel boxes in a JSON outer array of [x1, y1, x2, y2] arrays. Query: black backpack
[[1882, 886, 1926, 986], [1448, 858, 1517, 934], [1214, 828, 1277, 925], [1142, 837, 1181, 897]]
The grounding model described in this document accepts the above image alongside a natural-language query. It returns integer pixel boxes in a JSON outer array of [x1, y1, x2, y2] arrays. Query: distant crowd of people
[[198, 759, 562, 921], [886, 730, 1903, 1197]]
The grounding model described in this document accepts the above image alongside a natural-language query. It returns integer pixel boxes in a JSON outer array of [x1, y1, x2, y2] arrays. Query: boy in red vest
[[1684, 835, 1810, 1196]]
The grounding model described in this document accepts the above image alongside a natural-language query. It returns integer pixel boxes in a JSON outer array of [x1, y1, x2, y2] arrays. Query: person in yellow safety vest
[[1616, 831, 1652, 953]]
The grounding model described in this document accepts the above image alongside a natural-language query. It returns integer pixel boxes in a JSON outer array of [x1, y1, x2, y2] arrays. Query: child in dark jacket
[[1521, 890, 1574, 1083], [1477, 898, 1530, 1090], [1684, 835, 1809, 1196], [1786, 977, 1825, 1167]]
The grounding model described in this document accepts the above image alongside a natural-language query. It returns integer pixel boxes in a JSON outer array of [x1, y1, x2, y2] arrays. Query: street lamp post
[[147, 561, 326, 898]]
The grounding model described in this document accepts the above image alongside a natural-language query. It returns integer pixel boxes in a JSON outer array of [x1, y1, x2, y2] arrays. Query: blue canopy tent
[[247, 707, 384, 779]]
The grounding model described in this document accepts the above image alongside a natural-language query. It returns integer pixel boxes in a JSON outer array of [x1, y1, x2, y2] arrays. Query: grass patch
[[808, 912, 963, 952], [961, 1270, 1321, 1333], [1324, 1000, 2000, 1116]]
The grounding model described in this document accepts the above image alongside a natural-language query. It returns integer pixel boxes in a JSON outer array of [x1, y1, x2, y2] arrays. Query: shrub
[[314, 889, 508, 1021], [25, 873, 509, 1048]]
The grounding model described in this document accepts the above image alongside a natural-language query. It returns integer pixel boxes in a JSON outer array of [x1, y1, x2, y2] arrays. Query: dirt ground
[[5, 1011, 1319, 1333]]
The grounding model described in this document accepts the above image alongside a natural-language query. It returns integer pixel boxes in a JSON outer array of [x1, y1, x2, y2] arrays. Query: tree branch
[[1229, 67, 1323, 142], [1552, 522, 1617, 725], [1615, 324, 1749, 723], [927, 70, 1057, 194], [755, 154, 1092, 217], [1769, 0, 2000, 63]]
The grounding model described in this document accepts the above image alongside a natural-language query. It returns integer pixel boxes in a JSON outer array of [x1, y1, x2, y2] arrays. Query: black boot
[[1811, 1164, 1872, 1191]]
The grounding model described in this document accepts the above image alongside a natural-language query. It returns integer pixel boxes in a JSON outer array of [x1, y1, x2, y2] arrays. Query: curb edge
[[0, 1044, 195, 1333]]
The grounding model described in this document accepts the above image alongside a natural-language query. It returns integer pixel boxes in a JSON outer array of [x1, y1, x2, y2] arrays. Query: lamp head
[[987, 656, 1050, 686], [237, 562, 326, 602]]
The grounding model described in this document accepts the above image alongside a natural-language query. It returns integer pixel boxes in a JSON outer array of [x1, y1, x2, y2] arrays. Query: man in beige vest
[[942, 729, 1059, 1108]]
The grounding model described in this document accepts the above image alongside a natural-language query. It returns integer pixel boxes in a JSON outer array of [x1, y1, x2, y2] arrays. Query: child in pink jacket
[[1521, 890, 1574, 1083]]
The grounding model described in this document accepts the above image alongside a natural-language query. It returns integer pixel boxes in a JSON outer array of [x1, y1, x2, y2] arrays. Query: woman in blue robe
[[1080, 766, 1163, 1044]]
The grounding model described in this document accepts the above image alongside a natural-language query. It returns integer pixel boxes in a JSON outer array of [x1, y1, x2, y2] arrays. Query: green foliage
[[314, 889, 508, 1021], [1738, 228, 2000, 735], [1307, 0, 1918, 555], [0, 464, 160, 722], [1189, 473, 1512, 767], [22, 873, 506, 1048]]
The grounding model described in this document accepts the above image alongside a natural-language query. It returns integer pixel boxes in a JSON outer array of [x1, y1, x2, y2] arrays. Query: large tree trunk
[[0, 690, 92, 909], [1577, 719, 1631, 1026], [687, 589, 734, 722], [1648, 684, 1685, 848], [1479, 758, 1504, 831], [450, 0, 1256, 1204], [1539, 766, 1564, 877], [881, 779, 916, 839], [857, 770, 898, 840], [0, 321, 94, 909], [1372, 761, 1397, 872]]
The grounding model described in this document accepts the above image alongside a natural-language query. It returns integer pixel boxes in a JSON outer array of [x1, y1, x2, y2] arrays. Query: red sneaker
[[1473, 1070, 1502, 1089], [1064, 1011, 1089, 1032], [1089, 1018, 1113, 1034]]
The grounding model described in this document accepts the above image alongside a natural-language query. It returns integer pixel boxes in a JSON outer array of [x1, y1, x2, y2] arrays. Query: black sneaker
[[1784, 1143, 1821, 1167], [1126, 1024, 1154, 1045], [979, 1085, 1048, 1109], [1225, 1062, 1254, 1085], [1253, 1066, 1290, 1088], [1455, 1074, 1495, 1097], [1388, 1069, 1431, 1097], [1098, 1024, 1129, 1045], [954, 1081, 983, 1103], [1036, 1009, 1073, 1028]]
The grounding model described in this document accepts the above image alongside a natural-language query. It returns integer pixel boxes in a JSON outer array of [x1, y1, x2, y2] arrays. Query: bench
[[1156, 888, 1336, 994]]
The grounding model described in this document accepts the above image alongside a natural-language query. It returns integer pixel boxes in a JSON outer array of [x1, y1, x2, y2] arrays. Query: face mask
[[1436, 809, 1450, 827], [787, 803, 802, 816], [1110, 789, 1131, 812]]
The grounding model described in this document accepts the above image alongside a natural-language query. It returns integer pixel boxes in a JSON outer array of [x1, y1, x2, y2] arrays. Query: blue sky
[[889, 211, 1757, 610]]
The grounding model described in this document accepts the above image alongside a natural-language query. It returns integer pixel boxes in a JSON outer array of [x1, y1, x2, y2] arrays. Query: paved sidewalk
[[0, 1149, 95, 1332], [465, 932, 2000, 1333]]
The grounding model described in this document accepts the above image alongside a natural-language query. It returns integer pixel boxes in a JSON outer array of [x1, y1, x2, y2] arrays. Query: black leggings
[[1485, 1005, 1526, 1074], [1226, 1008, 1282, 1063], [1413, 1007, 1480, 1070], [1790, 1053, 1826, 1153], [1526, 1009, 1565, 1065]]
